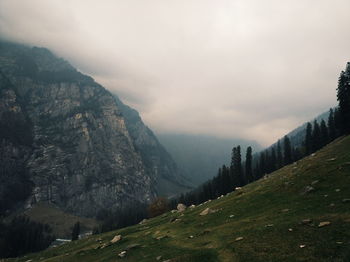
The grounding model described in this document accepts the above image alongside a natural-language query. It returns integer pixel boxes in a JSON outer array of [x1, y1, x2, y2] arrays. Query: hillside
[[8, 135, 350, 262]]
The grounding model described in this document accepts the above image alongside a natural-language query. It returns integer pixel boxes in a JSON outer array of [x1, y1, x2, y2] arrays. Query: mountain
[[113, 96, 191, 196], [157, 133, 262, 185], [0, 41, 187, 217], [12, 135, 350, 261]]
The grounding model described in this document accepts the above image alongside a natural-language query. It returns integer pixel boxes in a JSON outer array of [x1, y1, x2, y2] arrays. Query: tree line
[[170, 62, 350, 208], [0, 216, 55, 258], [94, 62, 350, 231]]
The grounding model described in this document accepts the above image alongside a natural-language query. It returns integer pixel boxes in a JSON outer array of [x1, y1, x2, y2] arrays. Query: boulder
[[100, 243, 109, 249], [177, 203, 187, 212], [200, 208, 210, 216], [318, 221, 331, 227], [301, 218, 312, 225], [156, 235, 169, 240], [235, 237, 244, 241], [170, 217, 181, 223], [311, 180, 319, 185], [301, 186, 315, 195], [139, 219, 147, 225], [110, 235, 122, 244], [118, 251, 126, 258]]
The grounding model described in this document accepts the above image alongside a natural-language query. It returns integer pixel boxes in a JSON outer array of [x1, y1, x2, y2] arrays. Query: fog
[[1, 0, 350, 146]]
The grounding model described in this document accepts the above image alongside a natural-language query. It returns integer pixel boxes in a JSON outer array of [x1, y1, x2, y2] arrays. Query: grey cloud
[[1, 0, 349, 146]]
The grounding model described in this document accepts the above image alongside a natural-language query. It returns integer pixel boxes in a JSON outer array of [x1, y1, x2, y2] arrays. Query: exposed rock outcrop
[[114, 96, 191, 196], [0, 41, 187, 216]]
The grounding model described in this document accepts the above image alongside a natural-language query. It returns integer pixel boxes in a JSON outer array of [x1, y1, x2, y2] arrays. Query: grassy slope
[[7, 136, 350, 262]]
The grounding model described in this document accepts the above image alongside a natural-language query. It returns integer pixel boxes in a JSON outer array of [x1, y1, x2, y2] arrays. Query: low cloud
[[1, 0, 349, 146]]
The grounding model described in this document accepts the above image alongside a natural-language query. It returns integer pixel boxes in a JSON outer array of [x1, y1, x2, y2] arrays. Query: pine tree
[[270, 147, 277, 172], [265, 150, 273, 174], [337, 62, 350, 134], [245, 146, 253, 183], [320, 119, 329, 147], [216, 168, 224, 196], [71, 221, 80, 241], [293, 147, 302, 161], [304, 122, 313, 155], [312, 120, 321, 151], [230, 147, 239, 188], [283, 136, 292, 165], [259, 151, 266, 178], [222, 165, 231, 194], [334, 107, 342, 136], [328, 108, 336, 141], [232, 146, 244, 186], [276, 140, 283, 168]]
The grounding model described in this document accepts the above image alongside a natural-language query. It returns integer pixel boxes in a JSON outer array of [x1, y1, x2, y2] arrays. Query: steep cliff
[[0, 42, 185, 217], [114, 96, 191, 196]]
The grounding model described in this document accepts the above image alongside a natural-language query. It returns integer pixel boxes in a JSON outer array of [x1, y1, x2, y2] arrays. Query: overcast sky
[[1, 0, 349, 146]]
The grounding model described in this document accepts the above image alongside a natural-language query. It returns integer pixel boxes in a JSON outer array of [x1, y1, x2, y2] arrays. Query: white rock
[[177, 203, 187, 212], [139, 219, 147, 225], [318, 221, 331, 227], [200, 208, 210, 216], [110, 234, 122, 244], [118, 251, 126, 258]]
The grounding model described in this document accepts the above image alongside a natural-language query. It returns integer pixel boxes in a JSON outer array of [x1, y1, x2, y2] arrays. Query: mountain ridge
[[0, 41, 187, 217]]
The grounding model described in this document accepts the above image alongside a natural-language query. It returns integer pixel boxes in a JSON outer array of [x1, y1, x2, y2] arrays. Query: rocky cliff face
[[0, 42, 185, 217], [114, 96, 191, 196]]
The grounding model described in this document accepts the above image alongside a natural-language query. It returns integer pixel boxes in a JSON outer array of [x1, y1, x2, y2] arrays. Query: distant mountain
[[273, 109, 333, 149], [157, 133, 262, 185], [0, 41, 187, 217]]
